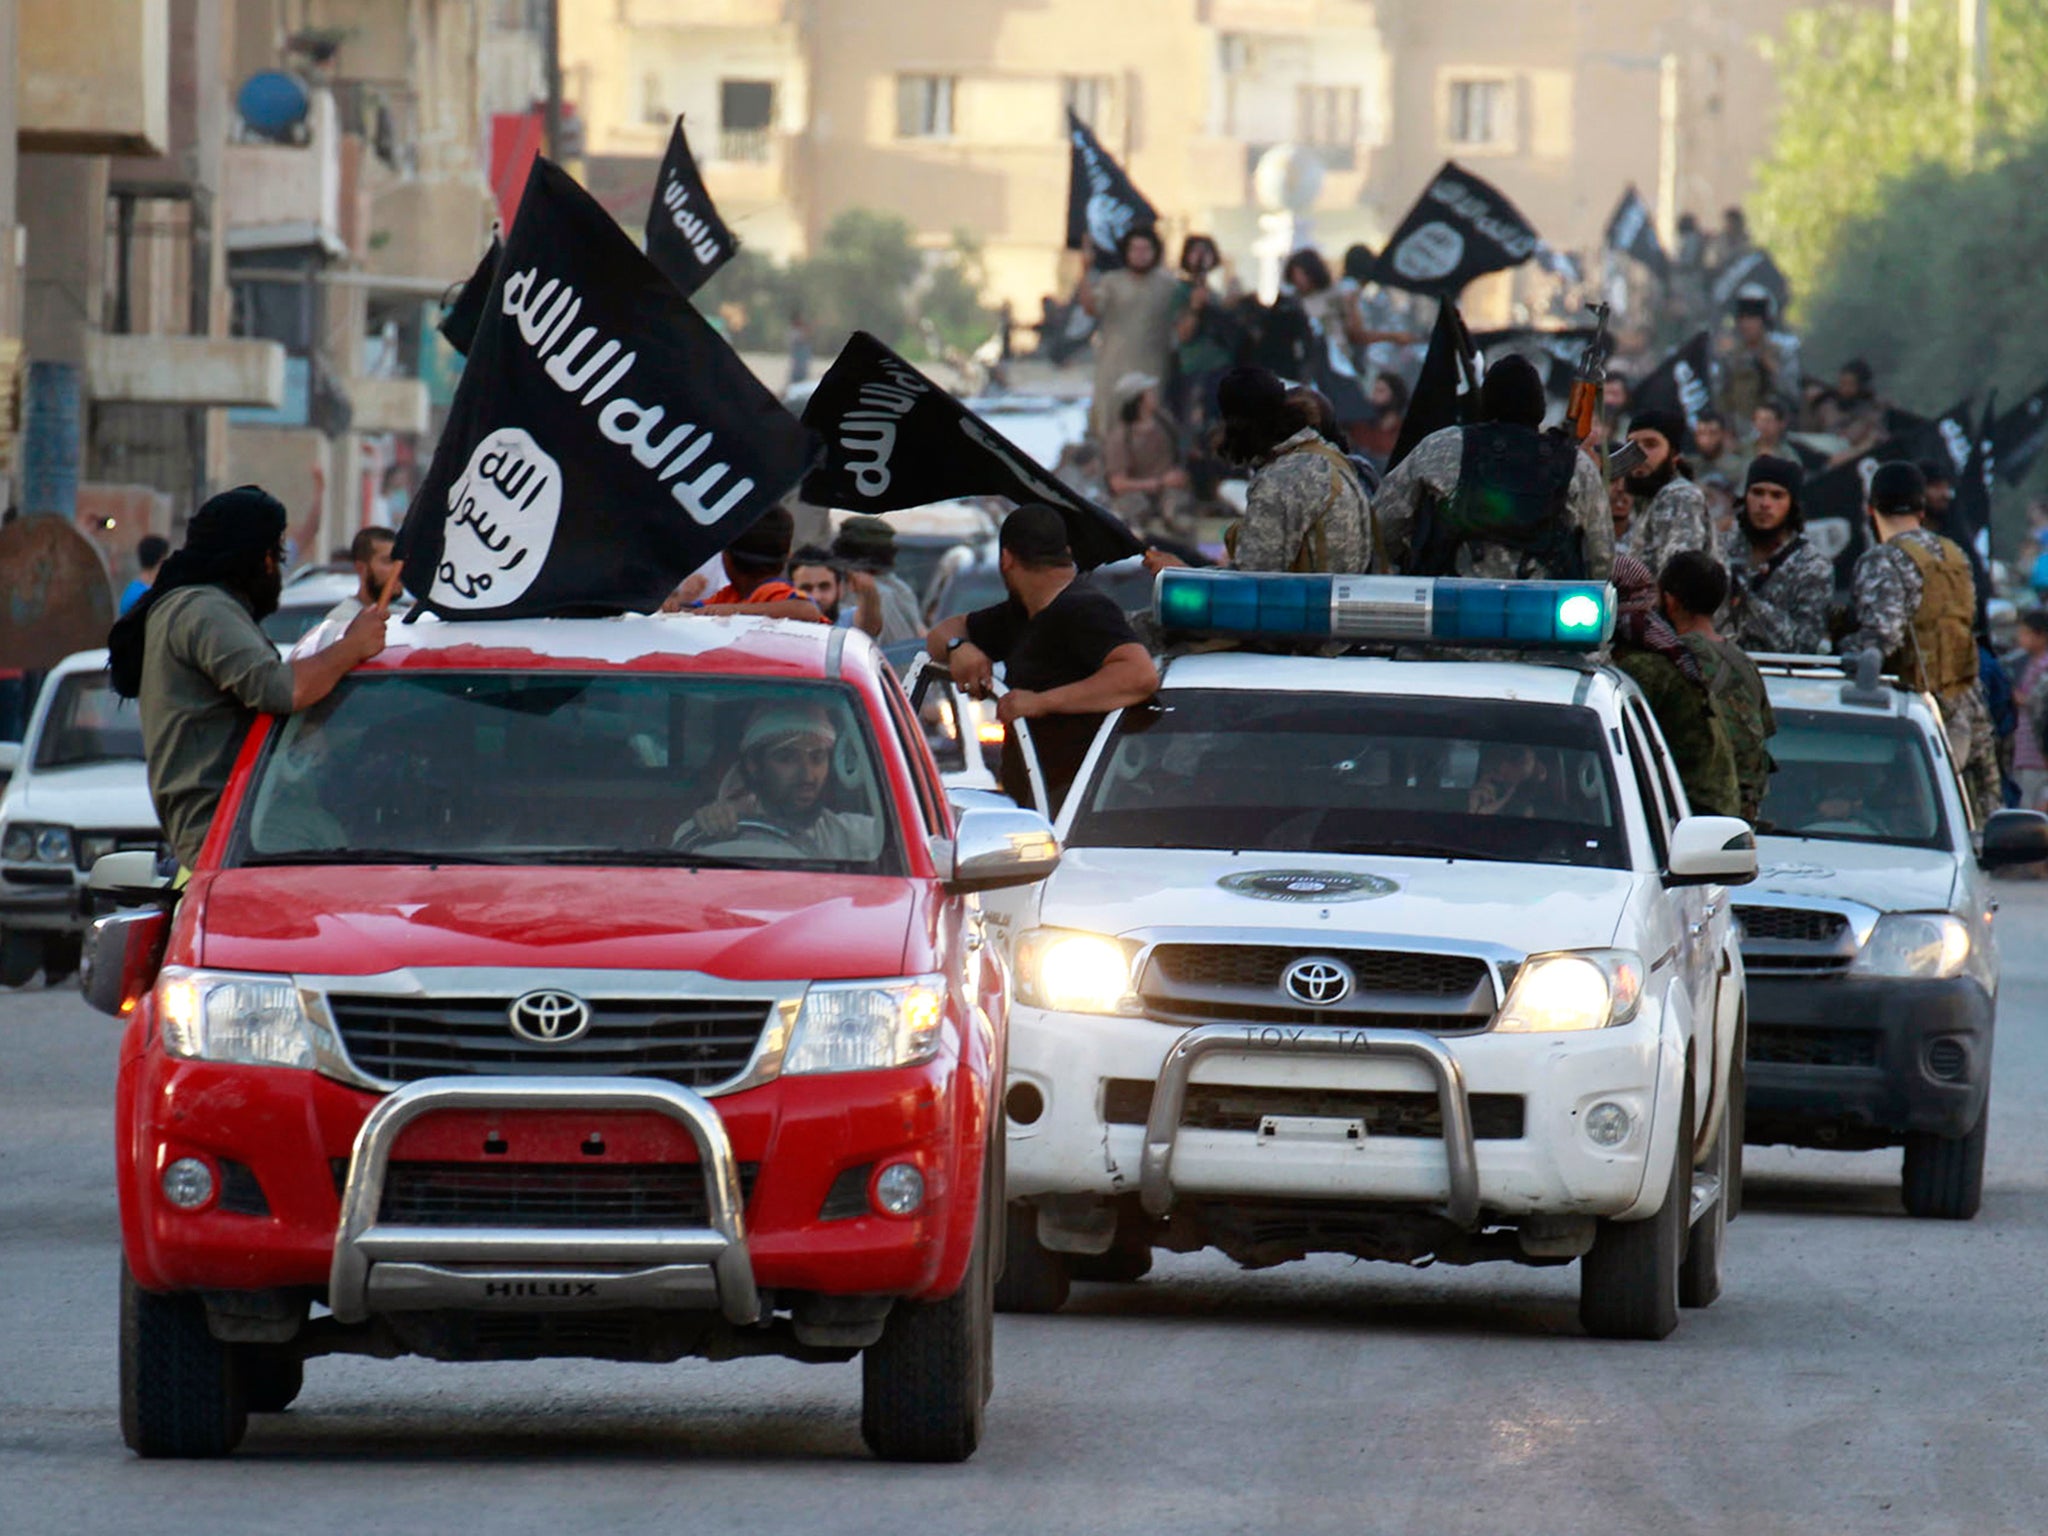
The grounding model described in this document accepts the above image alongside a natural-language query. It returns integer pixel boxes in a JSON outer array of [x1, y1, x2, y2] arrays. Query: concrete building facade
[[563, 0, 1883, 318]]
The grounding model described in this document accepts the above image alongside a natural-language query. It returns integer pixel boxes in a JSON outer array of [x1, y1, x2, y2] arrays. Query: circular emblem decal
[[1218, 870, 1398, 903], [1282, 956, 1355, 1007], [507, 989, 593, 1044], [1391, 221, 1466, 283]]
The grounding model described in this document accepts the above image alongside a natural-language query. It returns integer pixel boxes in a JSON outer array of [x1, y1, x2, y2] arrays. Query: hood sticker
[[1758, 863, 1836, 881], [1218, 870, 1398, 903]]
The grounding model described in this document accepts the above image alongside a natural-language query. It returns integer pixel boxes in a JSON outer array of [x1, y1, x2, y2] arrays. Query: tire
[[41, 932, 82, 985], [1679, 1113, 1728, 1310], [992, 1202, 1070, 1314], [1580, 1078, 1690, 1341], [0, 928, 39, 988], [1067, 1210, 1153, 1284], [861, 1192, 991, 1462], [120, 1265, 247, 1458], [1902, 1104, 1989, 1220], [238, 1347, 304, 1413]]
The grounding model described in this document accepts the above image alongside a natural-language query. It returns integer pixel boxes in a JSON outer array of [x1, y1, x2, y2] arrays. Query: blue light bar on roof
[[1154, 571, 1614, 650]]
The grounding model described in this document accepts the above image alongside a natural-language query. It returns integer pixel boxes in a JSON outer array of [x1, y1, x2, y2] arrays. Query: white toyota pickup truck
[[986, 572, 1756, 1340]]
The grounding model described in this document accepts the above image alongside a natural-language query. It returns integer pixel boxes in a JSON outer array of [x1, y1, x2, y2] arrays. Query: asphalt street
[[6, 889, 2048, 1536]]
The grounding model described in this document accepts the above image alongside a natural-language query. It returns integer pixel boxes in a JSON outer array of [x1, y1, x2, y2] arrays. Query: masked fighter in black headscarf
[[108, 485, 395, 871]]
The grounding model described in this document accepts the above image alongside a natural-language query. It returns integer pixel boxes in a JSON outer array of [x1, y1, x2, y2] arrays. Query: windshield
[[1068, 689, 1627, 869], [234, 672, 903, 873], [261, 601, 334, 646], [33, 673, 144, 769], [1758, 708, 1950, 851]]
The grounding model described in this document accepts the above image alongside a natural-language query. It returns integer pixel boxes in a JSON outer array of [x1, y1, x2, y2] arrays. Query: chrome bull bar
[[328, 1077, 760, 1326], [1137, 1024, 1482, 1230]]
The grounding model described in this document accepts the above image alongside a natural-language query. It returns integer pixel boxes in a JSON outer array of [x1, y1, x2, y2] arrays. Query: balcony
[[224, 91, 349, 256], [19, 0, 169, 155], [704, 130, 793, 204], [85, 333, 287, 410]]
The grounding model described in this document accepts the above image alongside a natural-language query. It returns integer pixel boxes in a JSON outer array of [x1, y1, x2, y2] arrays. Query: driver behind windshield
[[674, 702, 878, 861]]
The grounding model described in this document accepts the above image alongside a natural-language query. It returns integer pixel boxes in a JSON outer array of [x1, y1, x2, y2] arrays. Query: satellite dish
[[236, 71, 310, 142]]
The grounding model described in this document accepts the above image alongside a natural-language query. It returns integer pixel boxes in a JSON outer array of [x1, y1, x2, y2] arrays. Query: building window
[[1447, 77, 1515, 148], [719, 79, 775, 160], [641, 72, 669, 127], [1063, 75, 1113, 132], [1297, 84, 1360, 169], [896, 75, 955, 139]]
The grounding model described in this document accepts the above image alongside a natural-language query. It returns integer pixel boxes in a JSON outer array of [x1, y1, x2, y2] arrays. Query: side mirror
[[1665, 815, 1758, 887], [80, 908, 170, 1018], [945, 787, 1022, 817], [942, 807, 1061, 895], [1980, 808, 2048, 870], [88, 849, 169, 898]]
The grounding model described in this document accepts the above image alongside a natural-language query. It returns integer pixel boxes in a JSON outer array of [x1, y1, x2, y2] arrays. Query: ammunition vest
[[1408, 423, 1583, 579], [1891, 534, 1978, 696]]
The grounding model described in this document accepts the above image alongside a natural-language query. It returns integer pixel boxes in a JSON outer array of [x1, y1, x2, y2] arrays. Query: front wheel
[[1902, 1105, 1989, 1220], [0, 928, 38, 988], [1580, 1079, 1690, 1341], [41, 932, 82, 985], [992, 1202, 1070, 1313], [1679, 1114, 1728, 1310], [238, 1347, 304, 1413], [119, 1265, 247, 1458], [860, 1196, 992, 1462]]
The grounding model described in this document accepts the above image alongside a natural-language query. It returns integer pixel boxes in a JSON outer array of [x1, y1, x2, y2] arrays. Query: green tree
[[1752, 0, 2048, 311], [798, 208, 925, 354], [915, 231, 998, 360]]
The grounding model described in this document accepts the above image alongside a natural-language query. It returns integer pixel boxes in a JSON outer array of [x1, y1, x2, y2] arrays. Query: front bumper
[[1744, 974, 1993, 1145], [119, 1047, 978, 1308], [1005, 1005, 1681, 1223], [0, 876, 83, 931]]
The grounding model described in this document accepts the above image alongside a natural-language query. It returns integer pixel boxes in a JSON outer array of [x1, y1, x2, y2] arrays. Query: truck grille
[[326, 995, 774, 1089], [1747, 1025, 1880, 1069], [1736, 907, 1849, 944], [1149, 945, 1489, 997], [1138, 944, 1497, 1032], [1734, 906, 1857, 976], [375, 1161, 760, 1228], [1102, 1078, 1525, 1140]]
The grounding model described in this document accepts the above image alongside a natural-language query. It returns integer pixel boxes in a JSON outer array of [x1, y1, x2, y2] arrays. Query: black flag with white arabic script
[[1709, 247, 1792, 317], [1388, 300, 1482, 472], [645, 118, 737, 299], [1370, 162, 1541, 298], [1626, 331, 1714, 435], [437, 231, 501, 358], [800, 330, 1142, 570], [395, 157, 814, 620], [1065, 110, 1158, 272], [1603, 186, 1669, 284], [1990, 378, 2048, 485]]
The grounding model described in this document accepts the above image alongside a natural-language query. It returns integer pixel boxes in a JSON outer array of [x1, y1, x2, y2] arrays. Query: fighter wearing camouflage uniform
[[1841, 462, 2000, 822], [1720, 455, 1835, 656], [1375, 355, 1613, 581], [1233, 426, 1374, 574], [1618, 410, 1715, 579]]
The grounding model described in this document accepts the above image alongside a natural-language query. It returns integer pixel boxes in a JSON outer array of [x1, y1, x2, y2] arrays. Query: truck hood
[[196, 866, 918, 980], [1749, 836, 1958, 914], [1036, 848, 1635, 956], [2, 760, 155, 828]]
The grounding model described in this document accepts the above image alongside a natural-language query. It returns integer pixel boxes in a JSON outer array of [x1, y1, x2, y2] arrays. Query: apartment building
[[565, 0, 1884, 318]]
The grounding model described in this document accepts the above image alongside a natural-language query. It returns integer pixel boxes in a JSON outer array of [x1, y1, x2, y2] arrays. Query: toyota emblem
[[1282, 957, 1355, 1008], [507, 989, 593, 1044]]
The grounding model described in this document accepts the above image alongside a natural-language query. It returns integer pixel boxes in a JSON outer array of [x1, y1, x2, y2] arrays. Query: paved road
[[7, 892, 2048, 1535]]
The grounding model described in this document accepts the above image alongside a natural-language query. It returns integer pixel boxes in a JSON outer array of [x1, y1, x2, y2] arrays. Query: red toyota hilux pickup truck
[[84, 612, 1059, 1462]]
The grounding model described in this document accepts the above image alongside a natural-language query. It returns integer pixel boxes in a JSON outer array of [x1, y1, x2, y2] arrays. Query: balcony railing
[[718, 127, 773, 163]]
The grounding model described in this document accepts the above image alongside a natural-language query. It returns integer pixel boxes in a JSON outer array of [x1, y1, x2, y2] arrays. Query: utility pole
[[1957, 0, 1987, 167], [543, 0, 563, 162], [1893, 0, 1912, 70]]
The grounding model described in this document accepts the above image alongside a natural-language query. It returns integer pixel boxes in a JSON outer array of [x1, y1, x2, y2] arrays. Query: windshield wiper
[[241, 848, 513, 867], [526, 847, 761, 869], [1328, 838, 1496, 862]]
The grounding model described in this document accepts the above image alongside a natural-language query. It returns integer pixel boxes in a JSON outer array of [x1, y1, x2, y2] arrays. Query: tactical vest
[[1409, 423, 1583, 579], [1891, 534, 1978, 696]]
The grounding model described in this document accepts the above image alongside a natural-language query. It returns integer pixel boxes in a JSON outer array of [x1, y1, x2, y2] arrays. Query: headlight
[[1495, 949, 1644, 1033], [34, 825, 73, 865], [784, 975, 946, 1074], [156, 967, 329, 1069], [1013, 928, 1140, 1015], [0, 823, 31, 862], [1854, 913, 1971, 979]]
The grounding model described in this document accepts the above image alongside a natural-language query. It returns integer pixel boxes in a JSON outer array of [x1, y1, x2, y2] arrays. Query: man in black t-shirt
[[927, 505, 1159, 812]]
